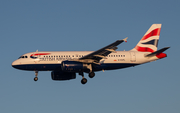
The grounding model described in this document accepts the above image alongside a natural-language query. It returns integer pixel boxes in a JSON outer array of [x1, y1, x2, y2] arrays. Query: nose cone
[[12, 60, 19, 69]]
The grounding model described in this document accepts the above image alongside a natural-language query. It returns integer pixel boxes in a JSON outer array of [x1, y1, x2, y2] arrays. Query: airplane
[[12, 24, 170, 84]]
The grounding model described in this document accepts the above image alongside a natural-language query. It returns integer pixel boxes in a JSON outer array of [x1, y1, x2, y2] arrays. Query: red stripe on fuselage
[[141, 28, 161, 41], [30, 53, 51, 56]]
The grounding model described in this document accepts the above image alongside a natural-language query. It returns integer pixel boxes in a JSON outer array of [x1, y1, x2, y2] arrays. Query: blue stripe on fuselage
[[12, 63, 138, 71], [12, 64, 61, 71]]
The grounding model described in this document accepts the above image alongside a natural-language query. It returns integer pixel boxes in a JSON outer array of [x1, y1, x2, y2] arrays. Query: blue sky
[[0, 0, 179, 113]]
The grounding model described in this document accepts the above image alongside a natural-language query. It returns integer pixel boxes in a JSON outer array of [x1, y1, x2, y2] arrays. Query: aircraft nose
[[12, 60, 19, 69]]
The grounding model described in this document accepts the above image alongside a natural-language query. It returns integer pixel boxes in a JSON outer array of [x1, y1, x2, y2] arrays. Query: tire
[[81, 78, 87, 84], [34, 77, 38, 81], [89, 72, 95, 78]]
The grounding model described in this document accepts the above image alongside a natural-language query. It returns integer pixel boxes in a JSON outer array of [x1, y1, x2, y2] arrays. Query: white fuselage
[[12, 51, 158, 71]]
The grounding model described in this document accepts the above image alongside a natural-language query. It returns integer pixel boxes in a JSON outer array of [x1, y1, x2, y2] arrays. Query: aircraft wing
[[78, 37, 128, 64]]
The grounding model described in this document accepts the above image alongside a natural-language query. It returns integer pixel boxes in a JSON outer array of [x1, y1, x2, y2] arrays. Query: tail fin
[[131, 24, 162, 53]]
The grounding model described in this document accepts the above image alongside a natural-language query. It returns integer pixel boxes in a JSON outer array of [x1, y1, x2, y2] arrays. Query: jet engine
[[51, 71, 76, 80]]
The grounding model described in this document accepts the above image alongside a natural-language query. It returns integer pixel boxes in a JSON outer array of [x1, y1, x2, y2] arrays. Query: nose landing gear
[[34, 71, 38, 81]]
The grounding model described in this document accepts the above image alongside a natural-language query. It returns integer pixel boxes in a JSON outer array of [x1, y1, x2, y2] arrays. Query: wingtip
[[123, 37, 128, 42]]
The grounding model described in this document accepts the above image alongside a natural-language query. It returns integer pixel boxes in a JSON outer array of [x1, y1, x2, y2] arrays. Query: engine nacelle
[[51, 71, 76, 80], [61, 61, 90, 72]]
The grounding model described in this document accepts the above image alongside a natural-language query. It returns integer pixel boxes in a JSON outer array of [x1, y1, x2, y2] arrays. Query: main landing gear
[[79, 72, 87, 84], [81, 78, 87, 84], [34, 71, 38, 81], [79, 72, 95, 84], [89, 72, 95, 78]]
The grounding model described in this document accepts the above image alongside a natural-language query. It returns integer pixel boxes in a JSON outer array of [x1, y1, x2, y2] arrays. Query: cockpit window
[[18, 56, 22, 59], [18, 56, 28, 59]]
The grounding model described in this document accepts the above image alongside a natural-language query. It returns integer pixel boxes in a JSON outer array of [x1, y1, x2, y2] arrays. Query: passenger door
[[130, 52, 136, 62]]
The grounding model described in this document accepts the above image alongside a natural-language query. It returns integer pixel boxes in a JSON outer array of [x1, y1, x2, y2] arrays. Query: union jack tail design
[[131, 24, 162, 53]]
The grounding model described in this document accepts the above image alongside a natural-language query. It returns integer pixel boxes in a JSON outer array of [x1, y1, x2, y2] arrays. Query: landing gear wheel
[[89, 72, 95, 78], [81, 78, 87, 84], [34, 77, 38, 81]]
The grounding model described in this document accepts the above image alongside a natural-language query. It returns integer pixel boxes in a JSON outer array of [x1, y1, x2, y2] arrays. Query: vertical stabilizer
[[131, 24, 162, 53]]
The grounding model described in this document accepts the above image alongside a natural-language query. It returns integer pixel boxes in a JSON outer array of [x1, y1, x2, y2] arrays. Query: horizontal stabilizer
[[145, 47, 170, 57]]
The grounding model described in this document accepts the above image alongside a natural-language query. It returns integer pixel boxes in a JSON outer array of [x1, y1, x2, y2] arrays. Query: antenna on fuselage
[[36, 50, 38, 52]]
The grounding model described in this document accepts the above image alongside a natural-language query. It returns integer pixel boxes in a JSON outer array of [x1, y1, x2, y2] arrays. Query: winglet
[[123, 37, 128, 42]]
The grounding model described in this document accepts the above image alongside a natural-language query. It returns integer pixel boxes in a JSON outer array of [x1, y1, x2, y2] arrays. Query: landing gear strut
[[79, 72, 87, 84], [34, 71, 38, 81]]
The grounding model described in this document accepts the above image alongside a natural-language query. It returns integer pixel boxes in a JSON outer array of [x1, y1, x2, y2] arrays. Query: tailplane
[[131, 24, 161, 53], [145, 47, 170, 59]]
